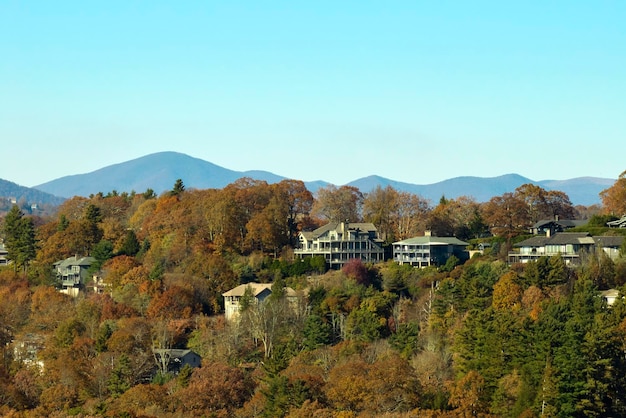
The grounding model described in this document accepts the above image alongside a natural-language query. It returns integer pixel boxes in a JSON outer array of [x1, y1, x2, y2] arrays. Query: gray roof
[[301, 222, 378, 240], [394, 236, 469, 246], [514, 236, 549, 248], [547, 232, 594, 245], [54, 255, 96, 268], [153, 349, 199, 359], [533, 219, 587, 229], [516, 232, 622, 248]]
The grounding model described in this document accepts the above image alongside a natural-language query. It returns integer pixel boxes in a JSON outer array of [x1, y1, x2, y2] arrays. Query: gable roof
[[54, 255, 96, 268], [394, 236, 469, 246], [222, 283, 272, 297], [546, 232, 594, 245], [153, 349, 199, 359], [532, 219, 586, 229], [515, 232, 619, 248], [300, 222, 378, 240], [222, 282, 298, 298], [514, 236, 549, 248]]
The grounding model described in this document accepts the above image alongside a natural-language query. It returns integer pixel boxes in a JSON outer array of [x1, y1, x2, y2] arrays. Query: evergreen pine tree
[[2, 205, 36, 272]]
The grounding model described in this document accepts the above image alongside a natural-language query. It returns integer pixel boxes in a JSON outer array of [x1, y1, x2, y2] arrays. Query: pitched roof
[[153, 349, 198, 359], [394, 236, 469, 246], [532, 219, 586, 229], [514, 236, 549, 248], [222, 282, 272, 297], [516, 232, 602, 247], [301, 222, 378, 239], [221, 282, 298, 298], [54, 255, 96, 268], [600, 289, 621, 298], [546, 232, 594, 245]]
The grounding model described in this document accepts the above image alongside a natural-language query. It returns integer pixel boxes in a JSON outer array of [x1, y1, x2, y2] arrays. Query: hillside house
[[12, 333, 45, 370], [222, 282, 300, 321], [508, 232, 624, 265], [53, 255, 96, 297], [0, 242, 9, 266], [600, 289, 622, 306], [153, 349, 201, 375], [294, 222, 385, 269], [392, 232, 469, 267], [531, 218, 586, 235], [607, 215, 626, 228]]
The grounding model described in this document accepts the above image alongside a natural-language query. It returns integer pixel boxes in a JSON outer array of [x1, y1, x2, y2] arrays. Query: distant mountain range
[[0, 152, 614, 207]]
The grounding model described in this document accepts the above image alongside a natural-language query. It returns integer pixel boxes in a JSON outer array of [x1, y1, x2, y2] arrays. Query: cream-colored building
[[222, 282, 299, 321]]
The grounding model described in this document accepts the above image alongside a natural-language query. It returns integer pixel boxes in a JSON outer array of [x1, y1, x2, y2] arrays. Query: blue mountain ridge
[[31, 151, 612, 206]]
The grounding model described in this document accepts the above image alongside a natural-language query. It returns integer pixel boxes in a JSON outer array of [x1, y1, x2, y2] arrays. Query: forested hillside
[[1, 177, 626, 417], [0, 179, 66, 211]]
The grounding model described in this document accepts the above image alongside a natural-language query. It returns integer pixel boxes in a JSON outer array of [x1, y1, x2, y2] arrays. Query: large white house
[[294, 222, 385, 269]]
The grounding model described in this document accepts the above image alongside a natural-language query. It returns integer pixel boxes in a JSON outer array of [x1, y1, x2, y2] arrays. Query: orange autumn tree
[[600, 170, 626, 216], [174, 361, 254, 417]]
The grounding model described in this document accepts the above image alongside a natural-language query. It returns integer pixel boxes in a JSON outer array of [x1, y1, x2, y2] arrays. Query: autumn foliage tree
[[482, 184, 576, 240], [312, 185, 363, 223], [3, 174, 626, 417], [174, 362, 254, 417], [600, 170, 626, 216]]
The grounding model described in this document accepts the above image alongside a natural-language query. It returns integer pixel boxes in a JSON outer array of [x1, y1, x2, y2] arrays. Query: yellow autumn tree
[[492, 271, 522, 312]]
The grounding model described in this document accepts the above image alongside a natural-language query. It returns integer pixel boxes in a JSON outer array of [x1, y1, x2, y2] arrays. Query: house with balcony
[[53, 255, 96, 297], [607, 215, 626, 228], [508, 232, 624, 265], [294, 222, 385, 269], [392, 232, 469, 267]]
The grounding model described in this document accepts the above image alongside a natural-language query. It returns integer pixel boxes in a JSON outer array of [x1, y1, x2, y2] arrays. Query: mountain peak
[[24, 152, 610, 206]]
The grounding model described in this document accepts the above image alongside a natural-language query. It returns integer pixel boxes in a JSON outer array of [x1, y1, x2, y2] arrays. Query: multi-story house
[[531, 218, 586, 235], [508, 232, 624, 265], [294, 222, 385, 269], [392, 232, 469, 267], [53, 255, 96, 297], [222, 282, 300, 321]]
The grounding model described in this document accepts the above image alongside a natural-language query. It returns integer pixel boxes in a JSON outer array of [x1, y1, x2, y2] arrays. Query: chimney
[[425, 230, 432, 237]]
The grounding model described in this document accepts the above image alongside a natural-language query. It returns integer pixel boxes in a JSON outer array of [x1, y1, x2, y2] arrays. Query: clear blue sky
[[2, 1, 625, 187]]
